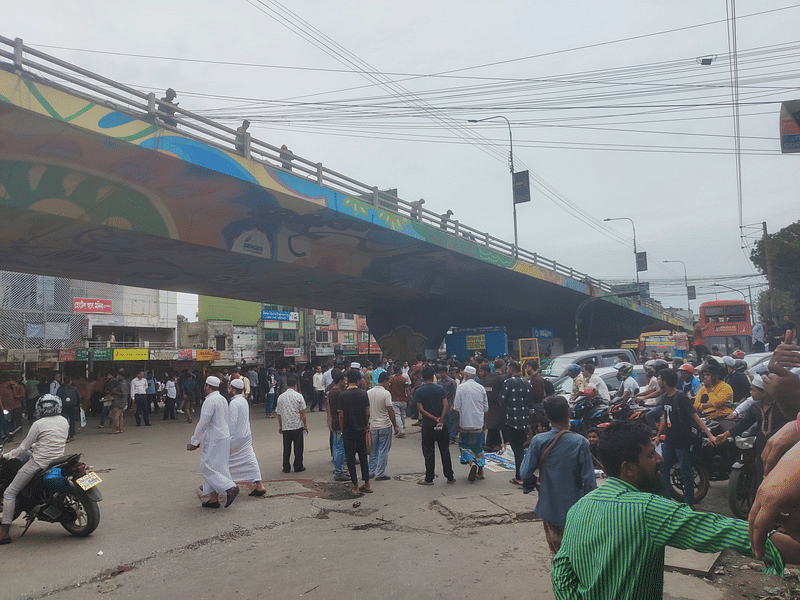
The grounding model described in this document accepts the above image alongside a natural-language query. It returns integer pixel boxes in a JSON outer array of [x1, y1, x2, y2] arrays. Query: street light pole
[[603, 217, 639, 289], [663, 259, 690, 311], [467, 116, 517, 256]]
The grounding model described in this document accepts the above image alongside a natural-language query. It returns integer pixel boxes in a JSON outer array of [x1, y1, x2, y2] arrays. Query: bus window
[[726, 305, 747, 322], [705, 306, 725, 323]]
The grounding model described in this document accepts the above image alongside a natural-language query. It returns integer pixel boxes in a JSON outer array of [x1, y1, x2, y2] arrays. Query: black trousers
[[134, 394, 151, 425], [163, 398, 176, 420], [503, 425, 527, 480], [282, 428, 304, 471], [343, 430, 370, 486], [310, 390, 325, 411], [421, 426, 454, 483]]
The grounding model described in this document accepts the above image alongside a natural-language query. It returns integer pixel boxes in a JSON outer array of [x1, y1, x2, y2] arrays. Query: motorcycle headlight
[[734, 436, 756, 450]]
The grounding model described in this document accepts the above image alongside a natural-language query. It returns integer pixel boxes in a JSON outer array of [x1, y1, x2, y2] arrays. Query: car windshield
[[554, 375, 572, 395], [541, 356, 579, 377], [745, 353, 771, 368]]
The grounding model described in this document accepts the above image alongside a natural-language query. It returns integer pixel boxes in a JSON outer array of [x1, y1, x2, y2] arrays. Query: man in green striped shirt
[[552, 421, 796, 599]]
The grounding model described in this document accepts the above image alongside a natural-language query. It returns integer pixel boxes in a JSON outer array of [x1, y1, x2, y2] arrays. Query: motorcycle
[[667, 415, 737, 504], [0, 429, 102, 538], [727, 434, 760, 520], [570, 394, 609, 434]]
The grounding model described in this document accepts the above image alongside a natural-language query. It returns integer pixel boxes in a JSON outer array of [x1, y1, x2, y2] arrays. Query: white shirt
[[367, 386, 394, 430], [228, 394, 252, 440], [752, 323, 765, 344], [4, 415, 69, 468], [49, 380, 61, 395], [275, 389, 306, 430], [321, 369, 333, 390], [585, 374, 610, 401], [313, 372, 325, 392], [621, 376, 639, 397], [130, 376, 148, 398], [165, 380, 177, 399], [453, 378, 489, 429]]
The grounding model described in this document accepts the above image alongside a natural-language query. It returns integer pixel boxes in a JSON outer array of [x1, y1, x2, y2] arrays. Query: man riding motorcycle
[[0, 394, 68, 544], [613, 362, 639, 402]]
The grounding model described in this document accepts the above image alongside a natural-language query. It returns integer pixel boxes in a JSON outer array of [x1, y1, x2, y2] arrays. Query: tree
[[177, 314, 188, 324], [755, 289, 795, 323], [750, 220, 800, 321]]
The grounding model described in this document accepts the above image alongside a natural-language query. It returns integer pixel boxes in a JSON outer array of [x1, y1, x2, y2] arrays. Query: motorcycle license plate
[[76, 472, 102, 491]]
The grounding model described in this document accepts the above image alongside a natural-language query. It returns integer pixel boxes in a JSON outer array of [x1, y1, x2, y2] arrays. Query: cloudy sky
[[8, 1, 800, 318]]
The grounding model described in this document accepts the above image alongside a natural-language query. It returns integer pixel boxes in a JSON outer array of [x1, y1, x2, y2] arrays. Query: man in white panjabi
[[227, 378, 266, 497], [187, 376, 239, 508]]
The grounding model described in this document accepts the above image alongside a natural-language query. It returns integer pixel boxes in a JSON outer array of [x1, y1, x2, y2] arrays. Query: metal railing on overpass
[[0, 35, 686, 324]]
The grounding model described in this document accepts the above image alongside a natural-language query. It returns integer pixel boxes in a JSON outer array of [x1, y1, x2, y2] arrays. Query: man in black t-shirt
[[414, 366, 454, 485], [655, 369, 716, 505], [338, 370, 371, 495]]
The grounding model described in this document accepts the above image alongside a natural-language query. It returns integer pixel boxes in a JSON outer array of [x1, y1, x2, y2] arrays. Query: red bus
[[694, 300, 752, 354]]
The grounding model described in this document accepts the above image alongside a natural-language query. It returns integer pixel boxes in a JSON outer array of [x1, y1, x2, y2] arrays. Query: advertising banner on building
[[150, 350, 178, 361], [90, 349, 113, 361], [73, 298, 112, 313], [357, 342, 382, 354], [114, 349, 149, 361], [780, 101, 800, 153], [337, 318, 355, 330], [342, 344, 359, 355], [533, 328, 554, 339], [177, 349, 194, 360], [283, 347, 302, 357], [315, 347, 334, 356]]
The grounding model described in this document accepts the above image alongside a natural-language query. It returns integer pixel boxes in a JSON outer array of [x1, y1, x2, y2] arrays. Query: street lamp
[[663, 259, 691, 311], [467, 116, 518, 256], [603, 217, 639, 289]]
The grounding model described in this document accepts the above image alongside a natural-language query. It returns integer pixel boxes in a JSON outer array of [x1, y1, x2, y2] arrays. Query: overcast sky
[[8, 1, 800, 319]]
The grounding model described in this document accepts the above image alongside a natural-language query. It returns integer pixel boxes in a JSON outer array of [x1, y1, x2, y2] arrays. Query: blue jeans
[[368, 426, 393, 477], [331, 431, 345, 476], [661, 442, 694, 505], [99, 404, 111, 427], [444, 406, 457, 441], [265, 392, 275, 416]]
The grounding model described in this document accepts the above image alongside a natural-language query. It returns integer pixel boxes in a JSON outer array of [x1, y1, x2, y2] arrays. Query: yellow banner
[[113, 349, 149, 361], [466, 335, 486, 350], [195, 349, 222, 361]]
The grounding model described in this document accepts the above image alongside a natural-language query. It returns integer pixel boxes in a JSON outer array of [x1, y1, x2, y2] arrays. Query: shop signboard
[[283, 347, 302, 357], [113, 349, 149, 361], [195, 349, 221, 361], [337, 319, 355, 330], [262, 310, 299, 322], [357, 342, 382, 354], [342, 344, 359, 355], [73, 298, 112, 313], [91, 349, 113, 361], [150, 350, 178, 361], [59, 349, 77, 362], [177, 349, 193, 360], [533, 328, 554, 339], [315, 347, 334, 356]]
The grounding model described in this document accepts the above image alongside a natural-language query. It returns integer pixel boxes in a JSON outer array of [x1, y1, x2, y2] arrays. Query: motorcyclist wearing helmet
[[566, 364, 585, 404], [613, 362, 639, 403], [723, 356, 751, 404], [695, 361, 734, 419], [636, 360, 668, 406], [678, 364, 702, 400], [0, 394, 68, 544]]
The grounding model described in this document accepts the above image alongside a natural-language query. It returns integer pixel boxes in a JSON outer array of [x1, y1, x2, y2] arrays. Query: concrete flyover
[[0, 37, 688, 360]]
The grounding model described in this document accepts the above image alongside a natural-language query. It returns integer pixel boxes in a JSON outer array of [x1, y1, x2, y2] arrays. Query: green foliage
[[756, 289, 796, 323], [751, 221, 800, 320]]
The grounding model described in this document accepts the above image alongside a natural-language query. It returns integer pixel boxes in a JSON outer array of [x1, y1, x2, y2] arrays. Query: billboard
[[262, 310, 299, 322], [780, 101, 800, 153], [114, 349, 148, 361]]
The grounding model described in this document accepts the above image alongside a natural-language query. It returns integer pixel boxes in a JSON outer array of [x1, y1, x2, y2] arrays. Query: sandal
[[509, 478, 523, 486], [359, 486, 373, 493], [0, 537, 12, 545]]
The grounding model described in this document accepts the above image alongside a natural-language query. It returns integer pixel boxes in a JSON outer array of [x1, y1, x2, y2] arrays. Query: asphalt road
[[1, 405, 738, 600]]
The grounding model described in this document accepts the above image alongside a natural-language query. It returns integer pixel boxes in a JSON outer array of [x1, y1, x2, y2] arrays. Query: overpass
[[0, 36, 688, 360]]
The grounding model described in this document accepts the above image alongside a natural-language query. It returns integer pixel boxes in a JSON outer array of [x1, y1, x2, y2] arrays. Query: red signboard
[[59, 349, 77, 362], [73, 298, 112, 313]]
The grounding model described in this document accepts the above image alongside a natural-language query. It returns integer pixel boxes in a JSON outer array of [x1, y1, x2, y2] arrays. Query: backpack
[[543, 378, 555, 397]]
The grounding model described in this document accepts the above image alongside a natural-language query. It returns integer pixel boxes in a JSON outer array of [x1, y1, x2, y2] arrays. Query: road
[[0, 406, 763, 600]]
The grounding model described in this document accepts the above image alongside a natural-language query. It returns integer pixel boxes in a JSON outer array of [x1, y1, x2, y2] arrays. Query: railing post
[[533, 253, 538, 266], [372, 186, 380, 208], [569, 267, 574, 278], [316, 163, 324, 185], [13, 38, 23, 72], [485, 233, 490, 248], [243, 132, 251, 160], [147, 92, 156, 116], [454, 220, 460, 237]]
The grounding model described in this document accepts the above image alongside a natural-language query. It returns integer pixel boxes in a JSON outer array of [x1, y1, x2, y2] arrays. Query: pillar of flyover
[[367, 307, 451, 364]]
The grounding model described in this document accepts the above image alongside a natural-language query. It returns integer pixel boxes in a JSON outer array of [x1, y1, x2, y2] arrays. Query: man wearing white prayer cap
[[187, 375, 239, 508], [227, 378, 266, 496]]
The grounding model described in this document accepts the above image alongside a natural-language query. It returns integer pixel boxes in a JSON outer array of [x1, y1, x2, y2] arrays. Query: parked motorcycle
[[727, 434, 760, 520], [0, 429, 102, 537]]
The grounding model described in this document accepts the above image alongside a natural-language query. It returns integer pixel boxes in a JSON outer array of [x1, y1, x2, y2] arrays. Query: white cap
[[751, 374, 764, 390], [463, 365, 477, 376], [205, 375, 221, 388], [350, 362, 361, 369], [723, 356, 735, 367], [230, 378, 244, 390]]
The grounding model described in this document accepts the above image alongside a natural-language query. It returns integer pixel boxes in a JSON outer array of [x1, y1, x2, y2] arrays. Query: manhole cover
[[394, 473, 428, 483]]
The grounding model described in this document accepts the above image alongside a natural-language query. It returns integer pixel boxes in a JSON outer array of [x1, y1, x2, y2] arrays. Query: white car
[[553, 365, 648, 397]]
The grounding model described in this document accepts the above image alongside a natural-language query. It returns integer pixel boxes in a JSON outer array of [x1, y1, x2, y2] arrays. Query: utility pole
[[762, 222, 776, 320]]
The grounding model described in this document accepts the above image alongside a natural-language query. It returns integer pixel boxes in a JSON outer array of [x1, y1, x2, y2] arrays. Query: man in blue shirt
[[521, 395, 596, 554], [678, 363, 702, 400]]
